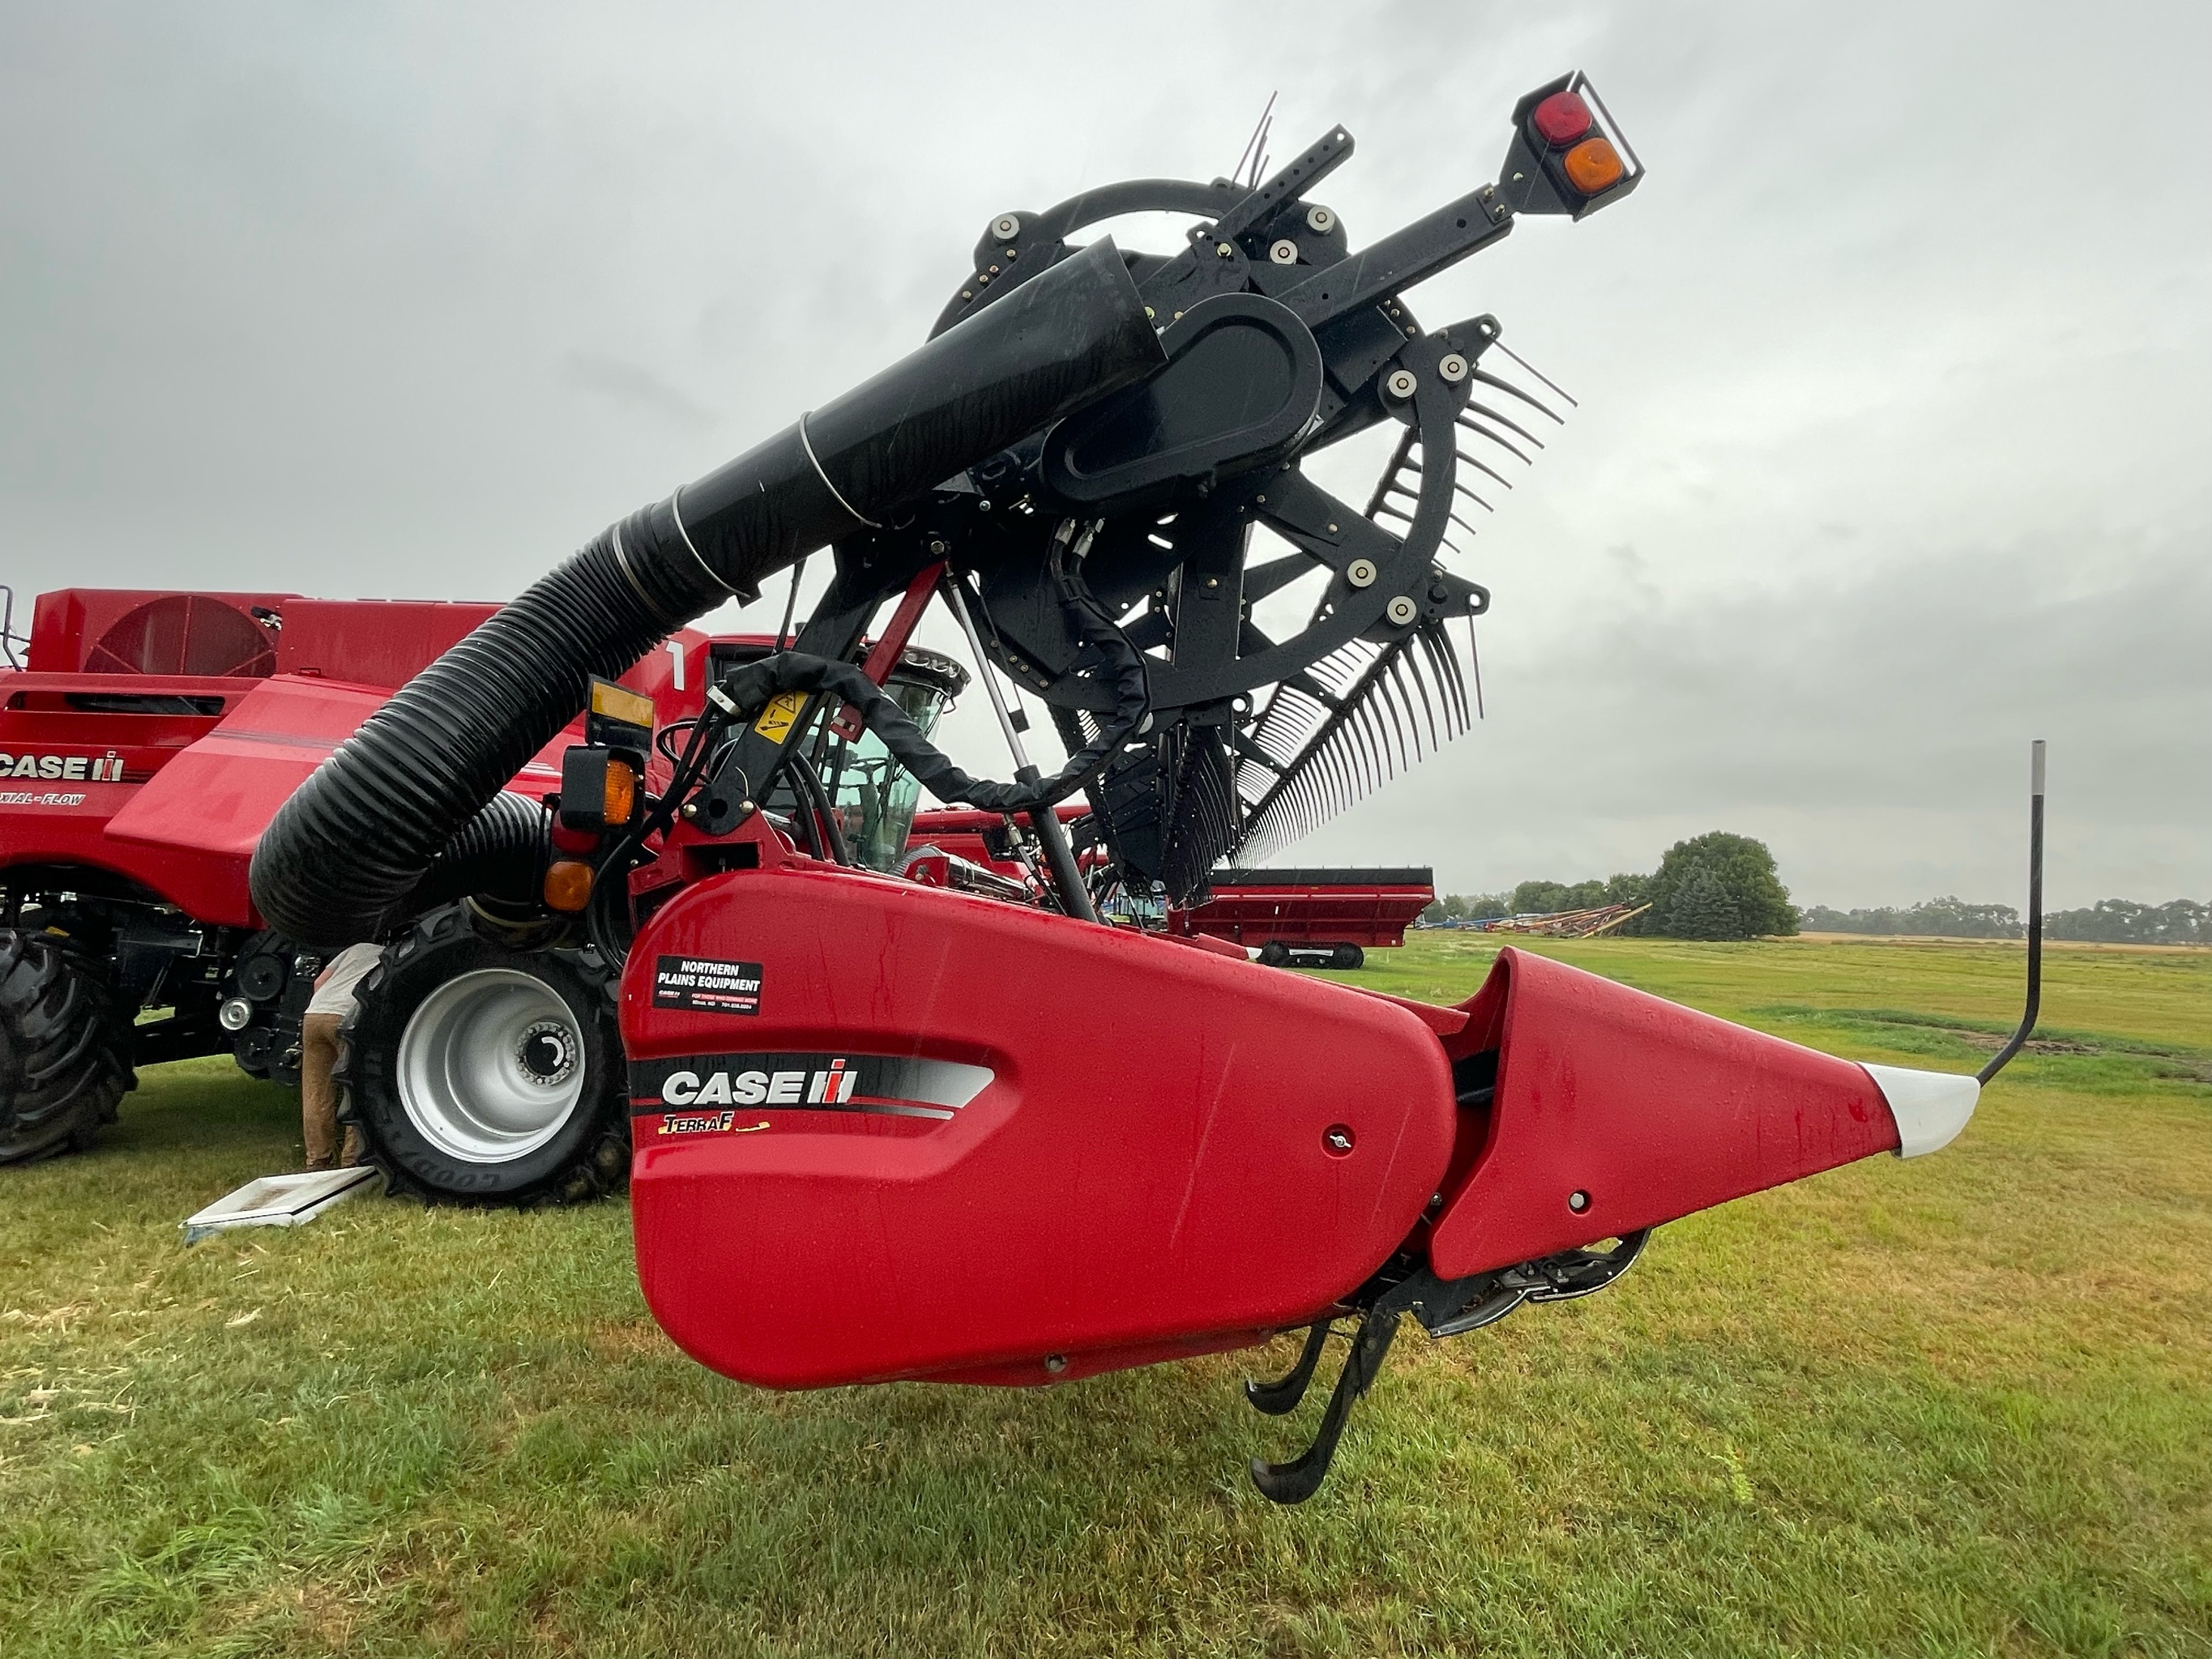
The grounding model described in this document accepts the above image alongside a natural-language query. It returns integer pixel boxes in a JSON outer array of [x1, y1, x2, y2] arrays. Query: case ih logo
[[0, 752, 125, 782], [660, 1058, 860, 1109], [630, 1051, 994, 1124]]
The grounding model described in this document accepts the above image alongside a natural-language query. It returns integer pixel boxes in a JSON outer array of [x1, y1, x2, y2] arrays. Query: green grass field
[[2, 936, 2207, 1657]]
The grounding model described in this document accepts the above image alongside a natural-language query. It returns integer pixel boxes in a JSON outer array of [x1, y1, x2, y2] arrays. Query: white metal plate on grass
[[181, 1166, 379, 1243]]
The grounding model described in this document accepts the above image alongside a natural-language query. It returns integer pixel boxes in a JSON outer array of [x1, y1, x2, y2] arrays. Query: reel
[[857, 82, 1638, 902]]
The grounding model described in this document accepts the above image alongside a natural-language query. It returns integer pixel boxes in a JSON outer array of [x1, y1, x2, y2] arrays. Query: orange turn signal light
[[544, 859, 594, 913], [604, 759, 638, 827], [1563, 136, 1625, 196]]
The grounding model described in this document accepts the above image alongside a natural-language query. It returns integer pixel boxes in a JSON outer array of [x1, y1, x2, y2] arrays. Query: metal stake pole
[[1979, 739, 2045, 1085]]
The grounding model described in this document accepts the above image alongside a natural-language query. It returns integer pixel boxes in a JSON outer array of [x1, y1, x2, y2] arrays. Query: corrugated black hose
[[249, 241, 1163, 949], [401, 791, 547, 919]]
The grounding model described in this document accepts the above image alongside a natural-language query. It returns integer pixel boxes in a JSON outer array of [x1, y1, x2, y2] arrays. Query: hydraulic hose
[[250, 241, 1163, 947], [713, 590, 1147, 817]]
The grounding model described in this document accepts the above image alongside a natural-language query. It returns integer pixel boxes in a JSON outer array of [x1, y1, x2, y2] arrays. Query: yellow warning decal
[[751, 691, 807, 744], [589, 677, 656, 730]]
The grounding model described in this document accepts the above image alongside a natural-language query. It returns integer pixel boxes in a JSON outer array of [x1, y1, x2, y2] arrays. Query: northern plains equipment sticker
[[651, 955, 763, 1016]]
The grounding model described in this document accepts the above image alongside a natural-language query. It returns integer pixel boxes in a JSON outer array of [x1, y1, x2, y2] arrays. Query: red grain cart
[[1168, 867, 1435, 968]]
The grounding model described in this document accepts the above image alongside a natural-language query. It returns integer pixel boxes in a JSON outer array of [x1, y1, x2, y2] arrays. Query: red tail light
[[1531, 90, 1593, 147]]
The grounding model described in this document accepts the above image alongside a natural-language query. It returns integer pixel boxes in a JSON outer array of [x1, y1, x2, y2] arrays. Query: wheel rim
[[395, 968, 587, 1164]]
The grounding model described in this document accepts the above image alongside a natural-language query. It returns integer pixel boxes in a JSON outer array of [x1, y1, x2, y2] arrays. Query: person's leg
[[301, 1012, 343, 1169]]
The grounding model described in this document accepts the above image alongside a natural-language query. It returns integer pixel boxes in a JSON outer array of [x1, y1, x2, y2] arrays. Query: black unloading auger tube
[[250, 241, 1164, 948]]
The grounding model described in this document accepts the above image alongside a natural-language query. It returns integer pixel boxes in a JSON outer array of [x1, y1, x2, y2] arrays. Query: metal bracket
[[1241, 1230, 1651, 1503]]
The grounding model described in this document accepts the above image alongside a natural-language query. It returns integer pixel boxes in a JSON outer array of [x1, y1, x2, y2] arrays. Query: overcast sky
[[4, 1, 2206, 908]]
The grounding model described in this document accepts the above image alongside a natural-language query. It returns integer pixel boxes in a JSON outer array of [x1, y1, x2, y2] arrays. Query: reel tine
[[1241, 629, 1471, 855], [1160, 729, 1241, 902], [1361, 426, 1419, 519], [1399, 642, 1441, 753], [1488, 338, 1578, 408], [1471, 365, 1567, 424], [1367, 702, 1397, 794], [1424, 621, 1470, 731], [1454, 449, 1517, 493], [1367, 671, 1403, 777], [1377, 651, 1415, 773], [1410, 627, 1448, 737], [1433, 624, 1468, 725], [1463, 400, 1546, 448], [1347, 698, 1382, 792], [1377, 655, 1416, 772], [1456, 416, 1535, 466], [1467, 615, 1485, 719]]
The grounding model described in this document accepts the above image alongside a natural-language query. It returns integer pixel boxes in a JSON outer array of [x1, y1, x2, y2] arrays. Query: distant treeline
[[1423, 833, 1797, 941], [1424, 841, 2212, 947], [1801, 896, 2210, 946]]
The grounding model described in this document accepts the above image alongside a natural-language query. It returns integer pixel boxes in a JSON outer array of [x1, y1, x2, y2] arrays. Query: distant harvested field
[[1791, 932, 2212, 955], [2, 935, 2207, 1657]]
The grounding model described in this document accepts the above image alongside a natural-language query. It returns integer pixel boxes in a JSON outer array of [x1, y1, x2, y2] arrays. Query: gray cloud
[[562, 354, 718, 429], [2, 0, 2204, 906]]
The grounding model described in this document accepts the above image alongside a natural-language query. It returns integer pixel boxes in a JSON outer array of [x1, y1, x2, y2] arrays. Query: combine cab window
[[807, 666, 955, 872]]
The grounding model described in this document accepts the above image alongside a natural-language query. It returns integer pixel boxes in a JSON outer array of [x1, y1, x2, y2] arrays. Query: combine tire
[[0, 932, 134, 1164], [339, 908, 627, 1205]]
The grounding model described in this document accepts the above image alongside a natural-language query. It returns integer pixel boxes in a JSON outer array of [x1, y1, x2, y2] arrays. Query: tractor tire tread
[[0, 930, 135, 1165]]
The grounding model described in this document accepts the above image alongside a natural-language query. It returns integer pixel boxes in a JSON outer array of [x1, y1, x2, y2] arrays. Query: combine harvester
[[10, 78, 2022, 1499], [0, 594, 962, 1199]]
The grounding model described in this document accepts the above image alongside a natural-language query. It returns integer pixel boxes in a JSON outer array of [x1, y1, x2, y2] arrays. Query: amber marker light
[[544, 859, 594, 912], [1563, 136, 1625, 194], [604, 759, 638, 826]]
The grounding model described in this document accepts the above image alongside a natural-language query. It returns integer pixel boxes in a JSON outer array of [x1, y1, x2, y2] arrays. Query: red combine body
[[0, 587, 963, 1197], [0, 586, 713, 1184]]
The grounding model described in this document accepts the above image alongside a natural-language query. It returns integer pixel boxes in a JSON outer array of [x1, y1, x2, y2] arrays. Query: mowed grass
[[2, 938, 2207, 1657]]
